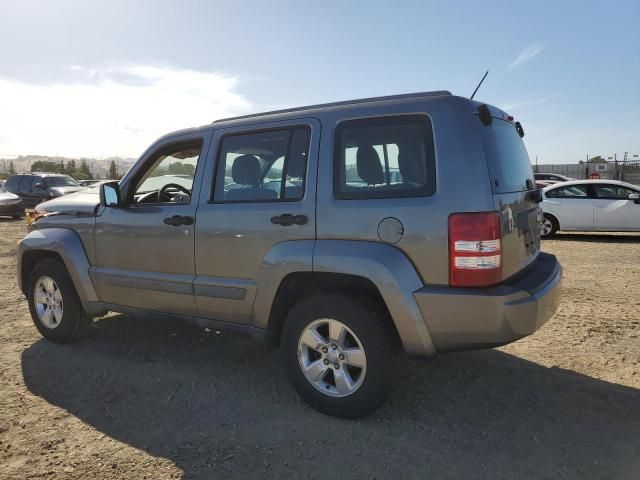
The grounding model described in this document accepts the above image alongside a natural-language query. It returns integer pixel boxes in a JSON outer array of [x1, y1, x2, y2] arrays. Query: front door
[[93, 134, 209, 315], [591, 183, 640, 230], [194, 119, 319, 324]]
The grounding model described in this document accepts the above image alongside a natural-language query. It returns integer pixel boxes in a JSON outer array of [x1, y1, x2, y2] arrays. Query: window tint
[[334, 115, 435, 199], [133, 140, 203, 204], [545, 185, 589, 198], [5, 175, 23, 191], [592, 184, 637, 199], [213, 126, 310, 202], [45, 176, 79, 187], [481, 119, 534, 193]]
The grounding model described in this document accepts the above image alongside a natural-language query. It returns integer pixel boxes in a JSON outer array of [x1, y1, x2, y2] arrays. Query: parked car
[[534, 172, 575, 183], [5, 173, 86, 208], [0, 182, 24, 218], [541, 180, 640, 237], [17, 91, 562, 417]]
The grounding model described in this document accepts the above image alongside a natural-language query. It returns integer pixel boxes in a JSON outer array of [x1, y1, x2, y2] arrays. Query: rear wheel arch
[[265, 272, 401, 350]]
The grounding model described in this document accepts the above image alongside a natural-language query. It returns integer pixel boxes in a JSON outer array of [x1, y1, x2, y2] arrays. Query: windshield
[[481, 119, 534, 193], [45, 176, 80, 187]]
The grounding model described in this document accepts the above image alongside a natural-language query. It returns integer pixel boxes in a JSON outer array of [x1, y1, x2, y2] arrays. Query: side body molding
[[18, 228, 99, 304], [313, 240, 436, 358]]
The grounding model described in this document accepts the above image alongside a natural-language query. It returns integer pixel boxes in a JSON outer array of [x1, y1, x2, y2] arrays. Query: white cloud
[[500, 92, 560, 112], [508, 43, 544, 71], [0, 65, 252, 158]]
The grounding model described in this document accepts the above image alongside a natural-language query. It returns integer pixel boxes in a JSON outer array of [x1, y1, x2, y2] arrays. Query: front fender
[[18, 228, 99, 304], [313, 240, 436, 358]]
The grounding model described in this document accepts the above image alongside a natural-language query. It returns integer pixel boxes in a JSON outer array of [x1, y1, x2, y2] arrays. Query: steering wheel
[[157, 183, 191, 202]]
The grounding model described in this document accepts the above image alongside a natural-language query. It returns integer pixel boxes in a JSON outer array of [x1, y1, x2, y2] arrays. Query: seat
[[225, 154, 278, 201], [284, 152, 307, 199], [356, 146, 384, 186], [397, 145, 426, 186]]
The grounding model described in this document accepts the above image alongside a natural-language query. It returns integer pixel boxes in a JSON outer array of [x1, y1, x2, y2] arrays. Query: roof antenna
[[470, 70, 489, 100]]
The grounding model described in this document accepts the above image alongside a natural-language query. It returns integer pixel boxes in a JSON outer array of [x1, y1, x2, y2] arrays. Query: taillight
[[449, 212, 502, 287]]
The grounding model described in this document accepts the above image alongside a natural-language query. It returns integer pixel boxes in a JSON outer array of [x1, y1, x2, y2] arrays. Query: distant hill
[[0, 155, 137, 179]]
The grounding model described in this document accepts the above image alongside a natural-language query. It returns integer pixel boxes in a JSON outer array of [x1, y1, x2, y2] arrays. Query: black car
[[4, 174, 86, 208]]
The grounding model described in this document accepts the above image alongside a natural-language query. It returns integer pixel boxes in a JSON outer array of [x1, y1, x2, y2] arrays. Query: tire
[[541, 214, 559, 238], [281, 293, 397, 418], [27, 257, 92, 343]]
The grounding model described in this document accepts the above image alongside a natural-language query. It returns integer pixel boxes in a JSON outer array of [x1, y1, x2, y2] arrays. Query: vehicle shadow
[[548, 232, 640, 243], [22, 314, 640, 479]]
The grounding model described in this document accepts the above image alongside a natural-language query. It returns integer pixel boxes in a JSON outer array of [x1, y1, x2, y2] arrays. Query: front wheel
[[281, 293, 397, 418], [27, 258, 92, 343]]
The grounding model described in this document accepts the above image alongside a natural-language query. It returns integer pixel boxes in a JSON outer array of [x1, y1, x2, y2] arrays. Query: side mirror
[[100, 181, 121, 207], [629, 193, 640, 204], [527, 188, 543, 204]]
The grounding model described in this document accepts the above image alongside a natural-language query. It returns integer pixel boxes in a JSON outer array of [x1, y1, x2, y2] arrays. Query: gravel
[[1, 218, 639, 479]]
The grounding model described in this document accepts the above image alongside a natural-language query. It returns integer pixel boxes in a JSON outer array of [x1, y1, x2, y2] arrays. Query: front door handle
[[270, 214, 308, 226], [164, 215, 194, 227]]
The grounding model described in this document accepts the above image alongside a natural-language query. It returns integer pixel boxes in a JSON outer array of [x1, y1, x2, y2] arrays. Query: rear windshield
[[481, 119, 534, 193]]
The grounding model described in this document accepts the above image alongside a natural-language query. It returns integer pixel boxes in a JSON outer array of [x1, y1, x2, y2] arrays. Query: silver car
[[17, 91, 562, 417]]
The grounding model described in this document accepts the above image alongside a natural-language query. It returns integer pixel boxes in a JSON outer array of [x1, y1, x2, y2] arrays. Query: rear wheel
[[27, 258, 92, 343], [281, 293, 397, 418], [541, 214, 559, 238]]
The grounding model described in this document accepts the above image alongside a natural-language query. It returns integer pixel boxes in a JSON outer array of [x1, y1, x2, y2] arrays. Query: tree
[[78, 159, 93, 180], [108, 160, 118, 179], [66, 159, 77, 177], [8, 161, 16, 175], [587, 155, 606, 163]]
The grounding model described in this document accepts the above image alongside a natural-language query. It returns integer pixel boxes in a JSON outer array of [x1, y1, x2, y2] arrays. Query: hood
[[0, 191, 21, 202], [36, 189, 100, 214], [50, 186, 87, 195]]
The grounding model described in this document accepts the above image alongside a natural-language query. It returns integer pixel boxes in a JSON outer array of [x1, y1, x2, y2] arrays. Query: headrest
[[356, 146, 384, 185], [232, 154, 261, 185]]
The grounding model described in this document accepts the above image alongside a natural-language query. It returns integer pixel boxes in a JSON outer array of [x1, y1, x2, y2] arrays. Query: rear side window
[[5, 175, 22, 191], [545, 185, 588, 198], [334, 115, 436, 199], [213, 126, 310, 203], [481, 119, 534, 193]]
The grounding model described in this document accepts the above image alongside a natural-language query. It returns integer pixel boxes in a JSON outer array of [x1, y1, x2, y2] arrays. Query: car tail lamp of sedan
[[449, 212, 502, 287]]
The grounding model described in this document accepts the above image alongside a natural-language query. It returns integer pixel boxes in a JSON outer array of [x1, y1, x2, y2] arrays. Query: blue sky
[[0, 0, 638, 162]]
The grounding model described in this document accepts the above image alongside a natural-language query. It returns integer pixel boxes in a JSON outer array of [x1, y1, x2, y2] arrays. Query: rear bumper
[[0, 202, 25, 217], [414, 252, 562, 353]]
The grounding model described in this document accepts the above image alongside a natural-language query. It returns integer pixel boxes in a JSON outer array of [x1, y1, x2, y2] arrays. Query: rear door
[[544, 184, 593, 229], [591, 183, 640, 230], [480, 117, 540, 280], [193, 118, 319, 324]]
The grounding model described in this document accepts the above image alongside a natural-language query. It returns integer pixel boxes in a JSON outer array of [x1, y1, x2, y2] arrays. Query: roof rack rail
[[213, 90, 452, 124]]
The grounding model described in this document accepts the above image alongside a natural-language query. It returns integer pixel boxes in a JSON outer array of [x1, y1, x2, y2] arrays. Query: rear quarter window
[[333, 115, 436, 200], [481, 119, 534, 193]]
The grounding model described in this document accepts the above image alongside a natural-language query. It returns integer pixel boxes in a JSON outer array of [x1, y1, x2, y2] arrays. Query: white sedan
[[541, 180, 640, 237]]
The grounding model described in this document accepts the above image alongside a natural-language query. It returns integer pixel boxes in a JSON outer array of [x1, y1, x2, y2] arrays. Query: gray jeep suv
[[17, 91, 562, 418]]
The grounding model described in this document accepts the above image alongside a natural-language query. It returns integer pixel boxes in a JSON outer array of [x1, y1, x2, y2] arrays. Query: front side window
[[334, 115, 435, 199], [592, 184, 637, 199], [133, 140, 203, 204], [213, 126, 310, 203], [545, 185, 589, 198]]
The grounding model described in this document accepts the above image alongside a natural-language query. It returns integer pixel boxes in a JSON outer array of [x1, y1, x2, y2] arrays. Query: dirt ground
[[1, 218, 639, 480]]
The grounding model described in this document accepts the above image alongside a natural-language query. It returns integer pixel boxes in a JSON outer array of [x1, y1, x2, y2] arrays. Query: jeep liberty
[[18, 91, 562, 417]]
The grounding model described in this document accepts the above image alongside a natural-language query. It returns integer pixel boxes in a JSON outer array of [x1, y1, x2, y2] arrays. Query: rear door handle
[[270, 214, 308, 226], [164, 215, 194, 227]]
